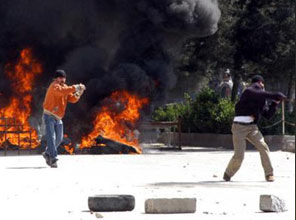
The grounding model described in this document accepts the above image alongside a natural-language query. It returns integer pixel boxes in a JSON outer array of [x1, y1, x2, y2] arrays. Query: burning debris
[[87, 135, 138, 155], [0, 0, 220, 153], [59, 134, 75, 155], [81, 90, 149, 153], [0, 48, 42, 150]]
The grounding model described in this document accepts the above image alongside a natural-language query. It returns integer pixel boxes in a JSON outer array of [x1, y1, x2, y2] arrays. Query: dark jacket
[[235, 83, 286, 123]]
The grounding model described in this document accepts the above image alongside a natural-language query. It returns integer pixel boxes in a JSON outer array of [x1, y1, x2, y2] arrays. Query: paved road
[[0, 147, 294, 220]]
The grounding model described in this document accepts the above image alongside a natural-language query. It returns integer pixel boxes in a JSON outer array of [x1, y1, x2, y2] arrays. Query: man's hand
[[74, 83, 86, 92], [275, 92, 287, 102], [78, 83, 86, 92], [73, 83, 86, 98]]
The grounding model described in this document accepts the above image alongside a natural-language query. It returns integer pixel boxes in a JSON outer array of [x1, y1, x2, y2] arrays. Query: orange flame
[[64, 144, 75, 154], [62, 134, 74, 154], [0, 48, 42, 149], [80, 90, 149, 153]]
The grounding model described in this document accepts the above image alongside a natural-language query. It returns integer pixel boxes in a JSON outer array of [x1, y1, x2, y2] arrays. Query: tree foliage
[[176, 0, 295, 101], [154, 0, 295, 135]]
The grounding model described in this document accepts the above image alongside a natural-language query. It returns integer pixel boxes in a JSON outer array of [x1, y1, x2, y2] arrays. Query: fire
[[0, 48, 42, 149], [80, 90, 149, 153], [64, 144, 75, 154], [62, 134, 75, 154]]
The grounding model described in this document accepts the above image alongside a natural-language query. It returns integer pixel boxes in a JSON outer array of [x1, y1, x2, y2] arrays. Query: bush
[[152, 97, 190, 122], [184, 88, 235, 133], [153, 88, 235, 134], [152, 88, 295, 135]]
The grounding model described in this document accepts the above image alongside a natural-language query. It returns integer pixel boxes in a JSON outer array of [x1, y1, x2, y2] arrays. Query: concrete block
[[260, 195, 287, 212], [88, 195, 135, 212], [282, 139, 295, 153], [145, 198, 196, 214]]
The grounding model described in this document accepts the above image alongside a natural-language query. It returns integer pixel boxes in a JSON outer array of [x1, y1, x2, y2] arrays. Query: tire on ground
[[88, 195, 135, 212]]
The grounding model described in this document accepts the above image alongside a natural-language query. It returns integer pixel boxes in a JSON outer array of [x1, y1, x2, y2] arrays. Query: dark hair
[[54, 69, 66, 78], [224, 73, 231, 78], [251, 75, 264, 83]]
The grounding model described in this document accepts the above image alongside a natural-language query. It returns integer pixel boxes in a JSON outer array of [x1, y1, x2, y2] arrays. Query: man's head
[[223, 73, 231, 81], [223, 69, 231, 81], [54, 69, 66, 84], [251, 75, 264, 88]]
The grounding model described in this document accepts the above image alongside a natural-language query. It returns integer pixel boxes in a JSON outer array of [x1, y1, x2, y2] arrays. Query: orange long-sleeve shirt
[[43, 80, 79, 119]]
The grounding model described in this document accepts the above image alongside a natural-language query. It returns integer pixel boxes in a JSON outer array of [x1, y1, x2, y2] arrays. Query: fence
[[140, 117, 182, 150], [0, 117, 33, 156], [261, 100, 295, 134]]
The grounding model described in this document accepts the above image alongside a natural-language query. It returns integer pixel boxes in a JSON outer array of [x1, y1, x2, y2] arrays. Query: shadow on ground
[[148, 181, 269, 189], [143, 147, 232, 155], [6, 166, 47, 169]]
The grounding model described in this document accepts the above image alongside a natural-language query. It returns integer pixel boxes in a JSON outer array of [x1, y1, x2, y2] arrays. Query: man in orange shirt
[[42, 70, 85, 168]]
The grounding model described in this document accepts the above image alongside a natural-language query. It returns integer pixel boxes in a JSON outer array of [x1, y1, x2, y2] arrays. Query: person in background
[[42, 70, 85, 168], [219, 69, 233, 98], [223, 75, 286, 182]]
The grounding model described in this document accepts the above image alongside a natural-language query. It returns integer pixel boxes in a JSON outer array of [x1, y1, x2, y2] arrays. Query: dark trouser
[[225, 123, 273, 177], [43, 114, 63, 159]]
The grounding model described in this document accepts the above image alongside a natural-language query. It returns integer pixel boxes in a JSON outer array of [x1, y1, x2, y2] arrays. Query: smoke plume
[[0, 0, 220, 142]]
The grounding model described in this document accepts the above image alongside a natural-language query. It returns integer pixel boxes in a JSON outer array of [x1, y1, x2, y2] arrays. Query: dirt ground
[[0, 146, 294, 220]]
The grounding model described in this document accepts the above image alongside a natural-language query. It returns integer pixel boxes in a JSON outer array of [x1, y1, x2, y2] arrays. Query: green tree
[[232, 0, 295, 101], [176, 0, 295, 103]]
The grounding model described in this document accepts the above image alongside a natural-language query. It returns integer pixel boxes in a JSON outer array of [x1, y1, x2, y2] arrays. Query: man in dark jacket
[[223, 75, 286, 182]]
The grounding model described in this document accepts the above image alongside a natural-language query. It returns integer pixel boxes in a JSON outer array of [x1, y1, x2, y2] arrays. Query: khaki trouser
[[225, 123, 273, 177]]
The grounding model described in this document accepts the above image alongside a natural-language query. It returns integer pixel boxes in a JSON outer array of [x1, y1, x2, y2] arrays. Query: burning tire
[[88, 195, 135, 212]]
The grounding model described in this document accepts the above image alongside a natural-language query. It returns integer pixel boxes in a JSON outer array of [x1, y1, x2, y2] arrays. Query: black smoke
[[0, 0, 220, 142]]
